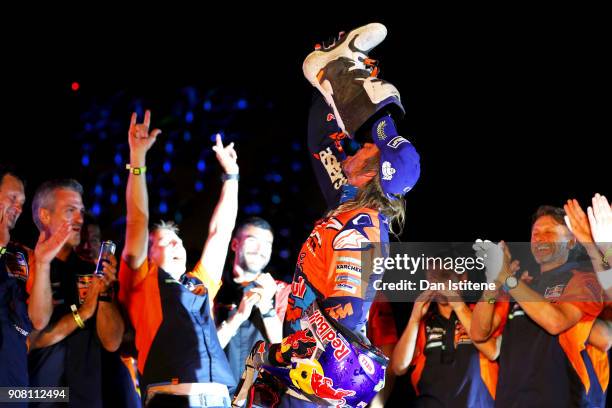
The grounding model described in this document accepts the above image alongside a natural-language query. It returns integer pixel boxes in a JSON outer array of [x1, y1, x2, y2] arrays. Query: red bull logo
[[284, 330, 317, 349], [310, 370, 356, 402], [308, 310, 350, 361], [289, 360, 355, 406], [281, 330, 317, 359]]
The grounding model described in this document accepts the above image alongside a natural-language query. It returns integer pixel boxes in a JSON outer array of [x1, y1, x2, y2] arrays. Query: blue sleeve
[[307, 93, 348, 209]]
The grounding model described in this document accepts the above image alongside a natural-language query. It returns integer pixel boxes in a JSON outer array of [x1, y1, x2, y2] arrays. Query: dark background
[[2, 13, 609, 280]]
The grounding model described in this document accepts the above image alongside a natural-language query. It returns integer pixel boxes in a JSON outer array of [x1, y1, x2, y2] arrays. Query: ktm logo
[[325, 303, 354, 320]]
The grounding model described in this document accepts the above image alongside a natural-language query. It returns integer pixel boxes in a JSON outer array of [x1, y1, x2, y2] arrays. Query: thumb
[[150, 129, 162, 140], [564, 215, 574, 233]]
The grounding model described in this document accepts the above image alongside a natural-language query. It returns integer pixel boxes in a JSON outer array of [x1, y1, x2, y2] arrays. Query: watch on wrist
[[503, 275, 518, 292]]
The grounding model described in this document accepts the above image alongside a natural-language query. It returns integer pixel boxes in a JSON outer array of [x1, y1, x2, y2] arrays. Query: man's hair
[[531, 205, 566, 227], [328, 153, 406, 236], [32, 179, 84, 230], [234, 217, 273, 238], [148, 220, 180, 249], [0, 164, 26, 189]]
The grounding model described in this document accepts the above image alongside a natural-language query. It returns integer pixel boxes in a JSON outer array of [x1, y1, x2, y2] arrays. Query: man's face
[[42, 189, 85, 248], [149, 228, 187, 277], [233, 225, 273, 274], [341, 143, 379, 187], [530, 215, 574, 265], [0, 174, 26, 229], [77, 224, 101, 261]]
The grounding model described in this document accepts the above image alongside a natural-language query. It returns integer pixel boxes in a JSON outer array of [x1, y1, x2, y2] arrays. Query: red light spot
[[71, 82, 80, 91]]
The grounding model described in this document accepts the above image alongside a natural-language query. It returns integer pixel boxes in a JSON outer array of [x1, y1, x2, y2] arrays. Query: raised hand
[[34, 222, 73, 264], [411, 290, 434, 320], [473, 239, 505, 283], [237, 288, 264, 321], [564, 198, 593, 244], [588, 194, 612, 254], [212, 134, 239, 175], [128, 110, 162, 160]]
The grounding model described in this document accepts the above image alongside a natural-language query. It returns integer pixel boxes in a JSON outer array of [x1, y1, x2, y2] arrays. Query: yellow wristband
[[125, 164, 147, 175], [0, 246, 6, 256], [70, 304, 85, 329]]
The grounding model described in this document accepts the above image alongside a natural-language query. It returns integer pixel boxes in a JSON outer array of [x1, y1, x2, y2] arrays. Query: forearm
[[96, 301, 125, 352], [207, 179, 238, 240], [28, 262, 53, 330], [471, 292, 498, 342], [29, 312, 82, 350], [453, 303, 498, 360], [584, 244, 606, 272], [217, 312, 246, 348], [391, 317, 420, 376], [510, 282, 581, 335], [124, 151, 149, 268], [199, 179, 238, 282]]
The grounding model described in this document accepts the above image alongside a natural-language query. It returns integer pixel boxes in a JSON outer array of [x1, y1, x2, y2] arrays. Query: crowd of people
[[1, 22, 611, 408]]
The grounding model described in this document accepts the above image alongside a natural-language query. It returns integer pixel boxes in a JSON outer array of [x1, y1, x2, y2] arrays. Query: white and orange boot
[[303, 23, 404, 137]]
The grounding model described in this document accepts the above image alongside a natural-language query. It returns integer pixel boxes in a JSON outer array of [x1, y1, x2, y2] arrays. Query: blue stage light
[[159, 201, 168, 214], [197, 159, 206, 172], [92, 203, 101, 216], [185, 111, 194, 123], [237, 99, 248, 110]]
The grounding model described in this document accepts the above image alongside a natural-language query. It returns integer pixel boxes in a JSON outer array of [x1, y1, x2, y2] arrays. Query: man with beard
[[215, 217, 290, 382]]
